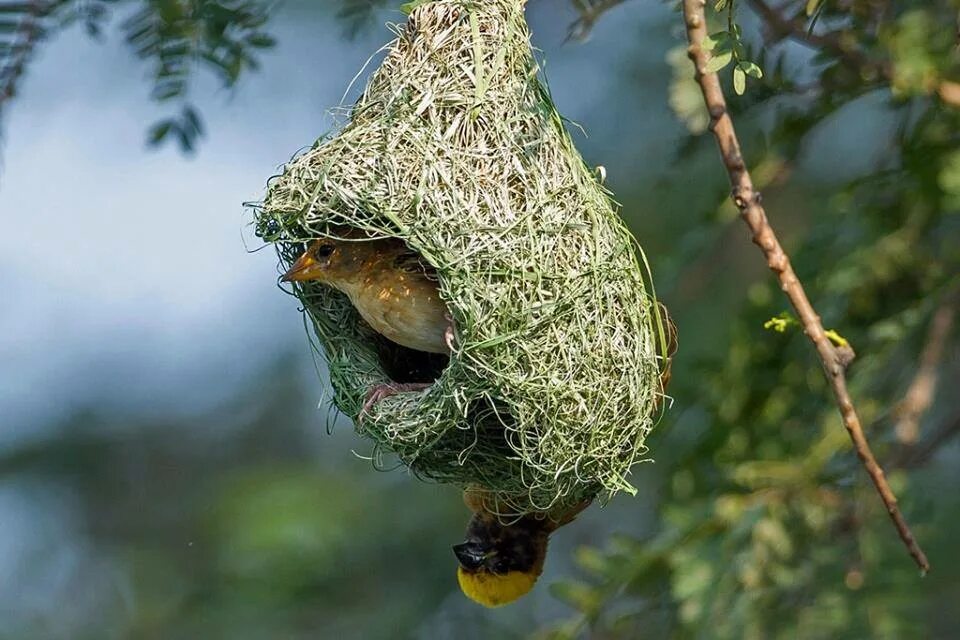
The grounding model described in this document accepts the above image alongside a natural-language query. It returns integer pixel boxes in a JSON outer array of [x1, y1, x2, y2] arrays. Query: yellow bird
[[454, 490, 590, 607]]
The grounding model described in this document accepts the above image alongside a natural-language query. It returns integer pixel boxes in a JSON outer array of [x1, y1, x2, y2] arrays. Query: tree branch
[[892, 409, 960, 470], [938, 80, 960, 109], [893, 298, 957, 444], [747, 0, 878, 70], [681, 0, 930, 573], [747, 0, 960, 109], [568, 0, 630, 41]]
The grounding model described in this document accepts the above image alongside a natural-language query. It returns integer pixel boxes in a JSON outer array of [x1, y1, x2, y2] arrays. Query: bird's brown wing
[[393, 249, 439, 281]]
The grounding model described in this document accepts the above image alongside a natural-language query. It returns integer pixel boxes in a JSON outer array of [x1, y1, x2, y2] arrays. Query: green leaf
[[824, 329, 850, 348], [400, 0, 430, 15], [151, 82, 183, 101], [182, 105, 204, 136], [733, 66, 746, 94], [938, 150, 960, 210], [147, 120, 173, 146], [763, 312, 798, 333], [805, 0, 822, 17], [575, 546, 612, 575], [714, 0, 729, 11], [245, 33, 276, 48], [705, 51, 733, 73], [550, 580, 602, 614], [702, 31, 731, 51], [740, 61, 763, 78], [667, 45, 710, 134]]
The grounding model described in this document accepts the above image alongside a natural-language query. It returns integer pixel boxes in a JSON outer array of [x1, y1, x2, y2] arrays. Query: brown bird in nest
[[281, 231, 454, 413]]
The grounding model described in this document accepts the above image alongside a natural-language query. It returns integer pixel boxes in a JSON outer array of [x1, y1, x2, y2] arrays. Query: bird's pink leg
[[360, 382, 432, 421], [444, 312, 456, 351]]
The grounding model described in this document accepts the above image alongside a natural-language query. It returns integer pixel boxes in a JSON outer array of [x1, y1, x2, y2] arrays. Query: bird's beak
[[453, 542, 488, 570], [280, 252, 319, 283]]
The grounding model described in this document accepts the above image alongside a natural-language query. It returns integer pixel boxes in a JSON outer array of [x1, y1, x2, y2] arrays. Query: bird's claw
[[362, 383, 399, 417], [444, 312, 456, 351], [444, 325, 455, 352], [359, 382, 433, 424]]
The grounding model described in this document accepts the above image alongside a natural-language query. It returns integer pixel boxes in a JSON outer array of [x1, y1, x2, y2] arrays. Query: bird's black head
[[452, 541, 487, 571], [453, 514, 547, 575], [453, 515, 550, 607]]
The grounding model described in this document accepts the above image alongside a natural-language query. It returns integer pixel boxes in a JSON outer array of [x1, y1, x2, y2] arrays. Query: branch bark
[[681, 0, 930, 573], [893, 299, 956, 444], [892, 409, 960, 470]]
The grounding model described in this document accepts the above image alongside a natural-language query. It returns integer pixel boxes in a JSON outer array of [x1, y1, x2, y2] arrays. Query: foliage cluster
[[0, 0, 274, 150], [545, 0, 960, 637]]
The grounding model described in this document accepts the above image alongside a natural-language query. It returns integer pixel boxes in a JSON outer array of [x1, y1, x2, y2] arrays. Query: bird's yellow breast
[[457, 568, 538, 607]]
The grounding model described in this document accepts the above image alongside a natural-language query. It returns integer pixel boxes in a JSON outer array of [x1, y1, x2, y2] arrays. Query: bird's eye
[[314, 243, 335, 259]]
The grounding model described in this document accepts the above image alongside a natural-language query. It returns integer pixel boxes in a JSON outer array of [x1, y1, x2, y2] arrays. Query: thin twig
[[747, 0, 878, 70], [892, 409, 960, 470], [567, 0, 630, 41], [747, 0, 960, 108], [681, 0, 930, 573], [893, 299, 957, 444]]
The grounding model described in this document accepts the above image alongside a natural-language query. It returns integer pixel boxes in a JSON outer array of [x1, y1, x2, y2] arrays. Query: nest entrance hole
[[371, 333, 448, 384]]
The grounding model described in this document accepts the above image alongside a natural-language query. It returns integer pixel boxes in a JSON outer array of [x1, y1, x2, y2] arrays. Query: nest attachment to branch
[[253, 0, 670, 515]]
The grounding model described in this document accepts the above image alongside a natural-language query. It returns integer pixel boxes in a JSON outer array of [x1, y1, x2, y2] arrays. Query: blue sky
[[0, 11, 374, 443]]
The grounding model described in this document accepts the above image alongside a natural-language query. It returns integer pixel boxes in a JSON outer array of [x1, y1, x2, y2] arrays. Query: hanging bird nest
[[252, 0, 670, 515]]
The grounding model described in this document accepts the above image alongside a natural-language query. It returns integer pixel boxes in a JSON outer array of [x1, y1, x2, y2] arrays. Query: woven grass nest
[[253, 0, 670, 515]]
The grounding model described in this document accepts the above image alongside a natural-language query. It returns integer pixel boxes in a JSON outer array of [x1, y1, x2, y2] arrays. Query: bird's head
[[281, 237, 370, 287], [453, 514, 549, 607]]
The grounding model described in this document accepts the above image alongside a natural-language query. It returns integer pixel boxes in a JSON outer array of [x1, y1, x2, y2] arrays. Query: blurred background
[[1, 0, 958, 638]]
